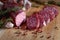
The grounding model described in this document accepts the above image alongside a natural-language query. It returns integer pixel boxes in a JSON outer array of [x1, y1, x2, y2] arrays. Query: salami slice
[[38, 11, 47, 27], [43, 5, 58, 21], [27, 12, 39, 30], [10, 10, 26, 27], [15, 11, 26, 27], [39, 10, 50, 25]]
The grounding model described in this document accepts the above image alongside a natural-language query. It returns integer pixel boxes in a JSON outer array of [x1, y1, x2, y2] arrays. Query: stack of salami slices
[[27, 5, 58, 30]]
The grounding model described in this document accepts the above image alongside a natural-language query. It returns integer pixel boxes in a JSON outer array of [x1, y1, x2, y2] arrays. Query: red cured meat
[[38, 11, 47, 27], [39, 10, 50, 25], [10, 10, 26, 27], [43, 5, 58, 21], [27, 5, 58, 30], [27, 12, 39, 30]]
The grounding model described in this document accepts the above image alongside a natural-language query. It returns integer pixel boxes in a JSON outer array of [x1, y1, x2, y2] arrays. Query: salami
[[27, 12, 39, 30], [38, 5, 58, 27], [38, 11, 47, 27], [10, 10, 26, 27], [15, 10, 26, 27], [43, 5, 58, 21], [38, 10, 50, 26], [27, 5, 58, 30]]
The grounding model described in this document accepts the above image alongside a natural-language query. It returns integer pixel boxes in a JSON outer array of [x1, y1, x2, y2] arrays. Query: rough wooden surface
[[0, 6, 60, 40]]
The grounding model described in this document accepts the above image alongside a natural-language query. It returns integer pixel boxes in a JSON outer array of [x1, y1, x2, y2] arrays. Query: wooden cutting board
[[0, 5, 60, 40]]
